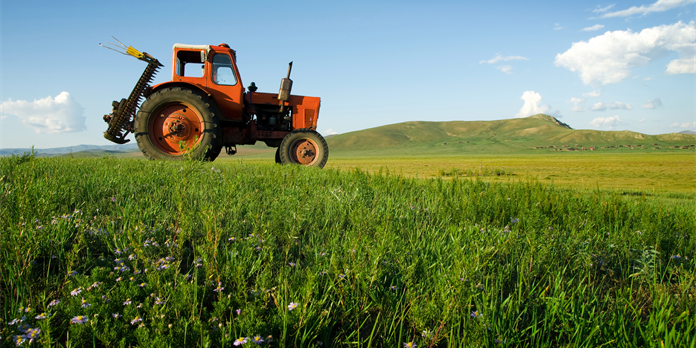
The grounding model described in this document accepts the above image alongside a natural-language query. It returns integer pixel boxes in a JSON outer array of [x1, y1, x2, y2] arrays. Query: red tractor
[[102, 41, 328, 167]]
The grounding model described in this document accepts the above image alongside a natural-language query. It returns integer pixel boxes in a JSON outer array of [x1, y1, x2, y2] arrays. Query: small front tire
[[278, 129, 329, 168]]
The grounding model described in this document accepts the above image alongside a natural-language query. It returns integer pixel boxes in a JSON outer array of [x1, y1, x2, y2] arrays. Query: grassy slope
[[326, 114, 696, 156]]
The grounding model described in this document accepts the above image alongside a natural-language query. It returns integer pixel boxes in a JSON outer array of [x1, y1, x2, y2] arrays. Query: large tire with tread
[[135, 87, 222, 161], [278, 129, 329, 168]]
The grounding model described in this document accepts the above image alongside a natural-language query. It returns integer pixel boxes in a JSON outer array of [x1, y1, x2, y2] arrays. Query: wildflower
[[213, 282, 224, 292], [14, 335, 27, 346], [288, 262, 296, 267], [116, 277, 123, 282], [471, 311, 482, 319], [112, 313, 121, 318], [131, 316, 143, 325], [68, 270, 78, 276], [123, 299, 132, 306], [48, 299, 60, 307], [422, 330, 431, 338], [128, 254, 136, 260], [195, 258, 203, 267], [266, 336, 274, 343], [251, 335, 264, 344], [236, 309, 241, 315], [288, 302, 298, 311], [8, 318, 23, 325], [139, 282, 147, 288], [23, 307, 31, 313], [338, 274, 346, 279], [671, 255, 682, 259], [229, 237, 236, 242], [35, 313, 48, 320], [404, 342, 417, 348], [510, 217, 520, 225], [24, 328, 40, 342], [133, 270, 141, 275], [70, 288, 82, 296], [137, 303, 143, 308], [155, 297, 163, 305], [111, 197, 117, 202], [81, 298, 91, 308], [71, 316, 89, 324], [390, 285, 398, 291]]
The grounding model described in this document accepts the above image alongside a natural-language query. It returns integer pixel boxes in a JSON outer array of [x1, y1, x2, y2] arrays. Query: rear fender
[[150, 82, 231, 120]]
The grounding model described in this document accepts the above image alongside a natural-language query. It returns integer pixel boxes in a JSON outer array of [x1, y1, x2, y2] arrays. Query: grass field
[[1, 153, 694, 347]]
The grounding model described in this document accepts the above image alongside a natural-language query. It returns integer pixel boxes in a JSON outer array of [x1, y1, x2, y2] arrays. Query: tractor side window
[[211, 54, 237, 86], [176, 50, 204, 78]]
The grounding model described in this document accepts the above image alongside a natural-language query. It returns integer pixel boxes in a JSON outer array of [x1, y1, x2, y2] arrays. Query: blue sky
[[1, 0, 694, 149]]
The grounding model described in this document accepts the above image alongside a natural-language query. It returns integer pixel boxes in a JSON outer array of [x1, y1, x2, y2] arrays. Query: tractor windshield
[[211, 54, 237, 86]]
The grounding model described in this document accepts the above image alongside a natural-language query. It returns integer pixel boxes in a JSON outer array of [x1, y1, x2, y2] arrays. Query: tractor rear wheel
[[278, 129, 329, 168], [135, 87, 222, 161]]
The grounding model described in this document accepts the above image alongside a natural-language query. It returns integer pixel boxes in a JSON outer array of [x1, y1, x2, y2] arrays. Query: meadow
[[1, 153, 695, 347]]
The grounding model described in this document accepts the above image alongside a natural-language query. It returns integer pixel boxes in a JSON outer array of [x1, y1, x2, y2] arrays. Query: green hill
[[326, 114, 696, 156]]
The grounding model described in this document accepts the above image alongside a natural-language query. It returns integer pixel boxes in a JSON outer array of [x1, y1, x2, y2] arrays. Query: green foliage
[[0, 157, 694, 347]]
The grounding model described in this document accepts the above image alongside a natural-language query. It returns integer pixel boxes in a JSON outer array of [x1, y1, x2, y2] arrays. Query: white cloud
[[582, 24, 605, 32], [590, 115, 623, 129], [554, 23, 565, 30], [516, 91, 554, 118], [583, 90, 602, 97], [324, 128, 338, 135], [570, 97, 587, 112], [479, 54, 529, 64], [496, 65, 513, 74], [554, 21, 696, 85], [0, 92, 85, 134], [642, 98, 663, 109], [670, 121, 696, 129], [590, 101, 633, 111], [638, 118, 646, 122], [602, 0, 696, 18], [593, 4, 616, 13]]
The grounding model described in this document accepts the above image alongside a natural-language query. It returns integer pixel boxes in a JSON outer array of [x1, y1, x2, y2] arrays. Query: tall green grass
[[1, 155, 694, 347]]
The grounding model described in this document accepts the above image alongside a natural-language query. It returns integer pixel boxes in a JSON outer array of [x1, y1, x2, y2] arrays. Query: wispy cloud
[[496, 65, 513, 74], [479, 54, 529, 64], [590, 115, 623, 129], [0, 92, 86, 134], [582, 24, 605, 31], [554, 23, 565, 30], [583, 90, 601, 97], [591, 101, 633, 111], [670, 121, 696, 129], [593, 4, 616, 13], [324, 128, 338, 135], [554, 21, 696, 85], [602, 0, 696, 18], [570, 97, 586, 112], [642, 98, 663, 109]]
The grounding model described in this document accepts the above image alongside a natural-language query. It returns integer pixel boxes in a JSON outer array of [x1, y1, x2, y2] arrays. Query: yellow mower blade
[[126, 46, 144, 59]]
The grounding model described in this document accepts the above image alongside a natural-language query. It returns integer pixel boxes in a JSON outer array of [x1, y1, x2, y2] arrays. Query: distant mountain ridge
[[326, 114, 696, 155], [0, 143, 139, 156]]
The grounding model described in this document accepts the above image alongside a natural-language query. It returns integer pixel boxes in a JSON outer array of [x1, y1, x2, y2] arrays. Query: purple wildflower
[[233, 337, 248, 346], [71, 316, 89, 324], [404, 342, 417, 348], [288, 302, 298, 311], [70, 288, 82, 296], [213, 282, 224, 292], [123, 299, 132, 306], [130, 316, 143, 325], [48, 299, 60, 307], [251, 336, 264, 344]]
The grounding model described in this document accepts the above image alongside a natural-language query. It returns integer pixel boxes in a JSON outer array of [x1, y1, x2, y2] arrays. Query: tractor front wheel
[[278, 129, 329, 168], [135, 87, 221, 161]]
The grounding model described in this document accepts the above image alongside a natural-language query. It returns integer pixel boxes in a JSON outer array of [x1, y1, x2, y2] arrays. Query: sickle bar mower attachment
[[101, 39, 163, 144]]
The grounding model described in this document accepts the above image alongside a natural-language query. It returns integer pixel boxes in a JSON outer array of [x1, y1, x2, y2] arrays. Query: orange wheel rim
[[148, 103, 203, 155], [291, 138, 318, 165]]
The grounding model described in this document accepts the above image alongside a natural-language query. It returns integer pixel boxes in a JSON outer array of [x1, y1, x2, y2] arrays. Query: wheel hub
[[291, 139, 317, 165], [149, 104, 203, 155]]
